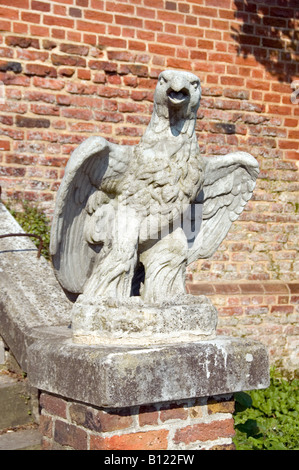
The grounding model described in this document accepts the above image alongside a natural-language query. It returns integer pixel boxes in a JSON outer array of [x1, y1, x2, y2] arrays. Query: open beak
[[167, 87, 190, 106]]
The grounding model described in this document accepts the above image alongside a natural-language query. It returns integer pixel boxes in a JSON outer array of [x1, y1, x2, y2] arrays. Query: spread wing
[[50, 136, 132, 295], [186, 152, 259, 264]]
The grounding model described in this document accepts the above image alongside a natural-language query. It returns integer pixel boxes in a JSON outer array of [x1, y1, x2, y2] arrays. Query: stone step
[[0, 371, 34, 431], [0, 427, 41, 450]]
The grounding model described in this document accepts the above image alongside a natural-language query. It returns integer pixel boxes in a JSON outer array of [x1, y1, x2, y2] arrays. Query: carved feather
[[187, 152, 259, 264]]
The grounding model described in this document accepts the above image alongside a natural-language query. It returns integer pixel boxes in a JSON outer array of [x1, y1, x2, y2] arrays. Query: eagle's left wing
[[186, 152, 259, 264]]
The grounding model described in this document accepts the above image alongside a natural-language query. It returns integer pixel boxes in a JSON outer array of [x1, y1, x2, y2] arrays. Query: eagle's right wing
[[50, 136, 131, 295]]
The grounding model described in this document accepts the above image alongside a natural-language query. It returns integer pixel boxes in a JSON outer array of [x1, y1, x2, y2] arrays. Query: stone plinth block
[[71, 294, 218, 345], [28, 327, 269, 409]]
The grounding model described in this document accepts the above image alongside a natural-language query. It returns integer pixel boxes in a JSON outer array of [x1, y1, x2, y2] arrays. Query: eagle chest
[[125, 137, 201, 213]]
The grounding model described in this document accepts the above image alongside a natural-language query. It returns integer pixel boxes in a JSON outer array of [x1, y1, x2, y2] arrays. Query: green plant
[[234, 368, 299, 450], [6, 200, 51, 260]]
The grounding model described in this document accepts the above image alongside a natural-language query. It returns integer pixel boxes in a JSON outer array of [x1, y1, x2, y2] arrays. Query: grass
[[233, 368, 299, 450]]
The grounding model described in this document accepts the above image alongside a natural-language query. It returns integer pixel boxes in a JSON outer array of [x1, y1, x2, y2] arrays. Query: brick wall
[[0, 0, 298, 284], [39, 391, 235, 450], [0, 1, 298, 368]]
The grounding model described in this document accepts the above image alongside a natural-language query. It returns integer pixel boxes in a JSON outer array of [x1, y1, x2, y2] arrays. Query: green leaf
[[5, 199, 51, 260], [234, 392, 252, 411], [266, 440, 288, 451], [235, 419, 260, 438]]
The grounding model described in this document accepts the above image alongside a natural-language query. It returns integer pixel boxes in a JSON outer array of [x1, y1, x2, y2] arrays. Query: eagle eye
[[191, 81, 199, 90], [159, 75, 167, 85]]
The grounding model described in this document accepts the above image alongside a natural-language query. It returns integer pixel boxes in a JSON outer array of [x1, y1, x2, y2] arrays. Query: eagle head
[[154, 70, 201, 121]]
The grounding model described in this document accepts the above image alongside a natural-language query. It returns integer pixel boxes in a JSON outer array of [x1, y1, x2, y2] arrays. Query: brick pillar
[[39, 392, 235, 451]]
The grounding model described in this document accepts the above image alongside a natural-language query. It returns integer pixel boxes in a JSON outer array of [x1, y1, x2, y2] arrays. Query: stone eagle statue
[[50, 70, 259, 304]]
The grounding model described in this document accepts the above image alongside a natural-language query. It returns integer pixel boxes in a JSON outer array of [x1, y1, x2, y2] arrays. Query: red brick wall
[[39, 391, 235, 450], [0, 3, 298, 284], [0, 0, 298, 285]]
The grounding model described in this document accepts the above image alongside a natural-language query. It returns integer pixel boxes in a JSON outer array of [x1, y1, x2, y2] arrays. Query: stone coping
[[27, 326, 269, 408], [0, 202, 71, 371]]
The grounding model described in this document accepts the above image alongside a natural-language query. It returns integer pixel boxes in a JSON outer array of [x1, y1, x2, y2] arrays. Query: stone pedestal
[[27, 326, 269, 450]]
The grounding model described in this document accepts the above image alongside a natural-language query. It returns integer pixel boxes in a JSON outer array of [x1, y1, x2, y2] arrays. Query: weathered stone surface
[[0, 203, 71, 370], [27, 329, 269, 408], [0, 372, 33, 429], [0, 428, 41, 450], [0, 338, 5, 365], [72, 293, 218, 345]]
